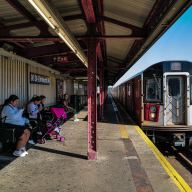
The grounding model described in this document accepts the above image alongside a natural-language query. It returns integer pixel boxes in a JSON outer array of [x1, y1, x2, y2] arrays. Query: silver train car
[[112, 61, 192, 148]]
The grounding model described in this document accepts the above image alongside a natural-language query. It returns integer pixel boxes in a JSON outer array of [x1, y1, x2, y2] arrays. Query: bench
[[0, 117, 16, 145]]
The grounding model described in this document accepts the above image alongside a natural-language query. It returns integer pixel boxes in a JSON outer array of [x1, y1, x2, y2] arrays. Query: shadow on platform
[[32, 145, 87, 160]]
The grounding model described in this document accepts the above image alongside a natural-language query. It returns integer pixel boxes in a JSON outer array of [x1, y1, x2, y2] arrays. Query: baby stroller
[[37, 108, 67, 144]]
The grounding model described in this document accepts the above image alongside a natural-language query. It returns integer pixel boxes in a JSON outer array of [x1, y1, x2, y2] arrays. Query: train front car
[[142, 61, 192, 148]]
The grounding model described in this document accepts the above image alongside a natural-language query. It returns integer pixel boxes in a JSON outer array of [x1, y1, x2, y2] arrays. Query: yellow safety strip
[[118, 125, 129, 139], [134, 125, 192, 192]]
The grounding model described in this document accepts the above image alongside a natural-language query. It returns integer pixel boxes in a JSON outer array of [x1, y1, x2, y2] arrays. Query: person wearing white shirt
[[1, 95, 31, 157]]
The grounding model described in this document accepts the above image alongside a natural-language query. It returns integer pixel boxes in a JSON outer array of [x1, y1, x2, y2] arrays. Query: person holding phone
[[1, 95, 31, 157]]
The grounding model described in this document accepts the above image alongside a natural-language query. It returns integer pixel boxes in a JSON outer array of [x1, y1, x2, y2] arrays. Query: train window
[[168, 78, 180, 96], [145, 78, 161, 101]]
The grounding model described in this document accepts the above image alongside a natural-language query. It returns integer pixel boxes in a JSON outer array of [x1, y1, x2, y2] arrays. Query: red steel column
[[87, 38, 97, 160], [99, 63, 104, 119]]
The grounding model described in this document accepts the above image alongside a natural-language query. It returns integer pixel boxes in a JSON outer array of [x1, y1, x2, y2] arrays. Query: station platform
[[0, 98, 183, 192]]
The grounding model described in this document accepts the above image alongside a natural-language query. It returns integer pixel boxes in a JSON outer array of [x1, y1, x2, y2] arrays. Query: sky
[[114, 5, 192, 87]]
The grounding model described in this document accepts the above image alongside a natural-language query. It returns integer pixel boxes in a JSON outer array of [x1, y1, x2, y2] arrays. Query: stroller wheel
[[60, 136, 65, 142]]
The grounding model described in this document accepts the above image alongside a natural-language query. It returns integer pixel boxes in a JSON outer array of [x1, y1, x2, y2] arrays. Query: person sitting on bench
[[1, 95, 31, 157], [60, 94, 79, 122], [39, 95, 49, 113], [27, 96, 43, 120], [38, 95, 52, 121], [27, 96, 45, 144]]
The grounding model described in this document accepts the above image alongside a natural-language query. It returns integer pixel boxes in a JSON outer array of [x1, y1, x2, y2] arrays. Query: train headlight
[[149, 106, 156, 120], [150, 112, 156, 119]]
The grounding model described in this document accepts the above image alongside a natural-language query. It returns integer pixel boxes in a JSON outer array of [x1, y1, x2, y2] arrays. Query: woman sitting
[[27, 96, 43, 143], [59, 94, 79, 121], [39, 95, 46, 109], [39, 95, 49, 113], [38, 95, 52, 122], [1, 95, 31, 157], [27, 96, 42, 120]]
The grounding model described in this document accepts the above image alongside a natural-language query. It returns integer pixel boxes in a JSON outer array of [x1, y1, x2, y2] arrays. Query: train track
[[170, 146, 192, 169], [156, 143, 192, 188]]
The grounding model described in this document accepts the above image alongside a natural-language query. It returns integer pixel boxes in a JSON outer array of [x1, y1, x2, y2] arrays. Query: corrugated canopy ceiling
[[0, 0, 191, 84]]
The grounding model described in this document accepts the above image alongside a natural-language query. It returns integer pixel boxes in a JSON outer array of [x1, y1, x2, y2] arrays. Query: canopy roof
[[0, 0, 191, 84]]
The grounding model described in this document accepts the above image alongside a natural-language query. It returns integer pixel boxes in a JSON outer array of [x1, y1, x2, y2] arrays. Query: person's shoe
[[13, 149, 26, 157], [37, 131, 43, 135], [28, 139, 36, 145], [74, 118, 80, 122], [21, 147, 28, 155], [23, 151, 28, 155]]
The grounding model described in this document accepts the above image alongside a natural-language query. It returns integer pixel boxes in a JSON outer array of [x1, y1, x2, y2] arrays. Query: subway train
[[112, 61, 192, 148]]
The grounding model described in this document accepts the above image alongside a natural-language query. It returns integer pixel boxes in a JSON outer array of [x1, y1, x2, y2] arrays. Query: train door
[[164, 73, 189, 125]]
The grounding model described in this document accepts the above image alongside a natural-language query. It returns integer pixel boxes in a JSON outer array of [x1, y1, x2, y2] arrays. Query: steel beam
[[53, 68, 86, 72], [0, 35, 143, 42], [0, 14, 83, 33], [80, 0, 103, 63], [6, 0, 49, 34], [99, 62, 104, 119], [25, 44, 70, 58], [87, 38, 97, 160], [102, 16, 146, 36], [122, 0, 177, 72], [81, 0, 96, 23], [6, 0, 36, 21], [24, 42, 86, 58]]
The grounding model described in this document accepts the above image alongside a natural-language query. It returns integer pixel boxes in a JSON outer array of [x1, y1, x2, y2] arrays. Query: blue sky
[[114, 5, 192, 87]]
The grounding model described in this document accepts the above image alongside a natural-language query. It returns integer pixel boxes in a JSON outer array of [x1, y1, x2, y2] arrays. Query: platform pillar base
[[87, 151, 98, 160]]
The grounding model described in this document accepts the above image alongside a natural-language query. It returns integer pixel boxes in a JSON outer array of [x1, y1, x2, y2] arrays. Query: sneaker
[[13, 150, 26, 157], [74, 118, 80, 122], [21, 147, 28, 155], [23, 151, 28, 155], [28, 139, 36, 145], [37, 131, 43, 135]]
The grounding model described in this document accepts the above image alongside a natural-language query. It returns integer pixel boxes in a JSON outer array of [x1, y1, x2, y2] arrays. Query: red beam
[[102, 16, 146, 36], [54, 68, 87, 72], [81, 0, 96, 23], [80, 0, 104, 63], [6, 0, 36, 21], [24, 42, 86, 58], [97, 0, 106, 64], [144, 0, 166, 28], [87, 38, 97, 160], [99, 62, 104, 119], [6, 0, 49, 34], [25, 44, 69, 58], [96, 42, 103, 62], [0, 35, 144, 42], [0, 14, 83, 33]]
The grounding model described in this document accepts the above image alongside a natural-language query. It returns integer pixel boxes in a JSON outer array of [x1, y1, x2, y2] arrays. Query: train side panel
[[133, 76, 142, 124]]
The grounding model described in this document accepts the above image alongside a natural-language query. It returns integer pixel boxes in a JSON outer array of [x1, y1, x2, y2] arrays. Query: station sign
[[171, 62, 182, 71], [30, 73, 50, 85]]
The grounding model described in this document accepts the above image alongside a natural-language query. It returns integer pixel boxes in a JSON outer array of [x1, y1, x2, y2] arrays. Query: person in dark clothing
[[59, 94, 79, 121]]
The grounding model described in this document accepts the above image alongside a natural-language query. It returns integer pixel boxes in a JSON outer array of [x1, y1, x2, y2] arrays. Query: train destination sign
[[30, 73, 50, 85], [171, 62, 181, 71]]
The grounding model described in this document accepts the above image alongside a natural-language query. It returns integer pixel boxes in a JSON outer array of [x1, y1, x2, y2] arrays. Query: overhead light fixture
[[28, 0, 88, 68], [28, 0, 55, 30], [57, 32, 76, 53]]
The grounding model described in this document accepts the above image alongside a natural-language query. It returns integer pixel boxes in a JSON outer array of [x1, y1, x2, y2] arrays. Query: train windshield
[[168, 78, 180, 96], [145, 78, 161, 101]]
